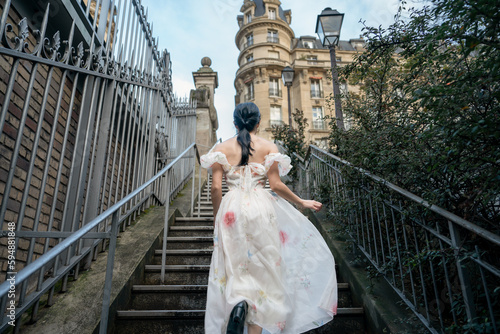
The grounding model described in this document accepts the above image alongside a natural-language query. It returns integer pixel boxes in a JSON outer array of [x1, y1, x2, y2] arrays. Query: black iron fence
[[0, 0, 198, 331], [279, 143, 500, 334]]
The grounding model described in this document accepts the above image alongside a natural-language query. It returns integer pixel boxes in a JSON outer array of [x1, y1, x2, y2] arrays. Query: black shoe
[[226, 301, 248, 334]]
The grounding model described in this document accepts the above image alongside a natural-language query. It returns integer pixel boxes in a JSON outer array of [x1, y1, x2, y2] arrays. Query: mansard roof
[[252, 0, 287, 21]]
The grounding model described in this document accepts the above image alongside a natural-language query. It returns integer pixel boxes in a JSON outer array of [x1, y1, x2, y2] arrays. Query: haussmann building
[[234, 0, 364, 145]]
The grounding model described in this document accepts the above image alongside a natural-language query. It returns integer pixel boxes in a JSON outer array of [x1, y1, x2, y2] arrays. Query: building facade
[[234, 0, 364, 145]]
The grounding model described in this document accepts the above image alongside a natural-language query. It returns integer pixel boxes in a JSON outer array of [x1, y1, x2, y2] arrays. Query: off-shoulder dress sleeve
[[264, 152, 292, 176], [200, 151, 231, 170]]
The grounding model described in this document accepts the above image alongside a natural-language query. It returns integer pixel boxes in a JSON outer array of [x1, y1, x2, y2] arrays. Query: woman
[[200, 102, 337, 334]]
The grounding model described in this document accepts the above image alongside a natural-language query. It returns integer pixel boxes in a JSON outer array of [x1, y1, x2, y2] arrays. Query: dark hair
[[233, 102, 261, 166]]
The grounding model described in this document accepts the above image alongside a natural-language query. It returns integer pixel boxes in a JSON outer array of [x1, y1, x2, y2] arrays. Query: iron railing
[[312, 120, 327, 130], [0, 142, 200, 333], [0, 0, 199, 332], [278, 143, 500, 334], [310, 89, 324, 98], [269, 87, 282, 97], [267, 36, 279, 43], [269, 120, 285, 127]]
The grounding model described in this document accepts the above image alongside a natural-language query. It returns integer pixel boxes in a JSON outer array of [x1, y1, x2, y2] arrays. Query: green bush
[[330, 0, 500, 233]]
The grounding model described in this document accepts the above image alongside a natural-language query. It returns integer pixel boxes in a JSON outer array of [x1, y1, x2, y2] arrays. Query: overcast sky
[[140, 0, 403, 141]]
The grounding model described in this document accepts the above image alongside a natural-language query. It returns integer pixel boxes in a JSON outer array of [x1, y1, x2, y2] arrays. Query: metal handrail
[[0, 143, 200, 333], [303, 144, 500, 246], [277, 141, 500, 332]]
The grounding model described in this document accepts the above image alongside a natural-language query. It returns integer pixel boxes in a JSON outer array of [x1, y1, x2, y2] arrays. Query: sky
[[140, 0, 403, 141]]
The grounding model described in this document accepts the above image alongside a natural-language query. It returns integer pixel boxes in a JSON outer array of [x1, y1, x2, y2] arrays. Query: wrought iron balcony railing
[[269, 88, 282, 97], [269, 120, 285, 127], [310, 90, 324, 98], [267, 36, 280, 43], [312, 120, 327, 130]]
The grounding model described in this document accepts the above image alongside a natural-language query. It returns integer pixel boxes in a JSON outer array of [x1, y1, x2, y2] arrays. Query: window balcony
[[313, 120, 327, 130], [267, 36, 280, 43], [310, 90, 324, 98], [269, 88, 282, 97], [245, 94, 254, 101], [269, 120, 285, 127], [243, 40, 254, 49]]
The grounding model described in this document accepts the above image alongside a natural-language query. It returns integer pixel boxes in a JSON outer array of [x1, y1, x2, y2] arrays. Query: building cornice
[[235, 19, 295, 47], [237, 41, 291, 64]]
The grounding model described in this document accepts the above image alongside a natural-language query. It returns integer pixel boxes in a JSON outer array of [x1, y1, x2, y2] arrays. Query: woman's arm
[[211, 162, 224, 219], [267, 160, 322, 212]]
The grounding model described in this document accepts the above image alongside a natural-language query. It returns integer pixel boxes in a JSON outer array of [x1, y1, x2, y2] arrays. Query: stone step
[[168, 226, 214, 237], [176, 217, 213, 222], [114, 308, 365, 334], [162, 237, 213, 249], [153, 249, 212, 265], [143, 271, 208, 285], [144, 264, 211, 273], [173, 219, 214, 227], [129, 283, 353, 310], [129, 285, 208, 310]]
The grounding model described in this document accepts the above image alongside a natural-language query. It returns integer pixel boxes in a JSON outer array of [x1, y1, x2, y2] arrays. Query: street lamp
[[316, 7, 345, 130], [281, 66, 294, 129]]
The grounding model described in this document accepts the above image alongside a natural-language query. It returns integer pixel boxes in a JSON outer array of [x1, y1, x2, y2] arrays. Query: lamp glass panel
[[320, 15, 342, 36], [282, 68, 294, 85]]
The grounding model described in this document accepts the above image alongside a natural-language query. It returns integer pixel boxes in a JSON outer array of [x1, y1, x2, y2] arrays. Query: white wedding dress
[[200, 152, 338, 334]]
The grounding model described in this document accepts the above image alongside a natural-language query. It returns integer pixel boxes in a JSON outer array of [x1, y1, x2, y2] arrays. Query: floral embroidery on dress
[[279, 230, 288, 244], [300, 275, 311, 289], [218, 276, 226, 294], [301, 233, 314, 249], [238, 260, 249, 274], [257, 290, 268, 305], [331, 301, 338, 314], [277, 321, 286, 331], [223, 211, 235, 227]]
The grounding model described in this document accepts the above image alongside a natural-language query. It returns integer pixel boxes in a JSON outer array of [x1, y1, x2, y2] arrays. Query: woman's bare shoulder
[[213, 137, 237, 153], [253, 136, 279, 154]]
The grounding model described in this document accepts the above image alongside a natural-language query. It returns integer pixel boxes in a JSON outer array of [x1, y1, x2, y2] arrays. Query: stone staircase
[[114, 177, 367, 333]]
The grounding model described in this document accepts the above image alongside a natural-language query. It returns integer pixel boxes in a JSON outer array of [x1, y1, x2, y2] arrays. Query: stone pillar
[[191, 57, 219, 155]]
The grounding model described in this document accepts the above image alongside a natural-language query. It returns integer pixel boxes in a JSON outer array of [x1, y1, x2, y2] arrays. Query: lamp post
[[316, 7, 345, 130], [281, 66, 294, 129]]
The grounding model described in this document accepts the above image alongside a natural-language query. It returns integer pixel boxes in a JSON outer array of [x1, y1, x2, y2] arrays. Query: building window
[[303, 40, 315, 49], [246, 33, 253, 48], [246, 12, 252, 23], [267, 30, 279, 43], [270, 105, 282, 127], [307, 56, 318, 64], [340, 82, 348, 95], [246, 54, 253, 63], [245, 81, 254, 101], [268, 50, 279, 59], [312, 107, 326, 129], [310, 79, 323, 98], [269, 78, 281, 97], [269, 8, 276, 20]]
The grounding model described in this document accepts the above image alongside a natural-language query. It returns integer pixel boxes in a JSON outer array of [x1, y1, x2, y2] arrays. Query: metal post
[[198, 161, 202, 217], [99, 210, 119, 334], [190, 145, 196, 216], [448, 220, 476, 322], [286, 84, 292, 128], [160, 169, 171, 283], [329, 45, 344, 130]]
